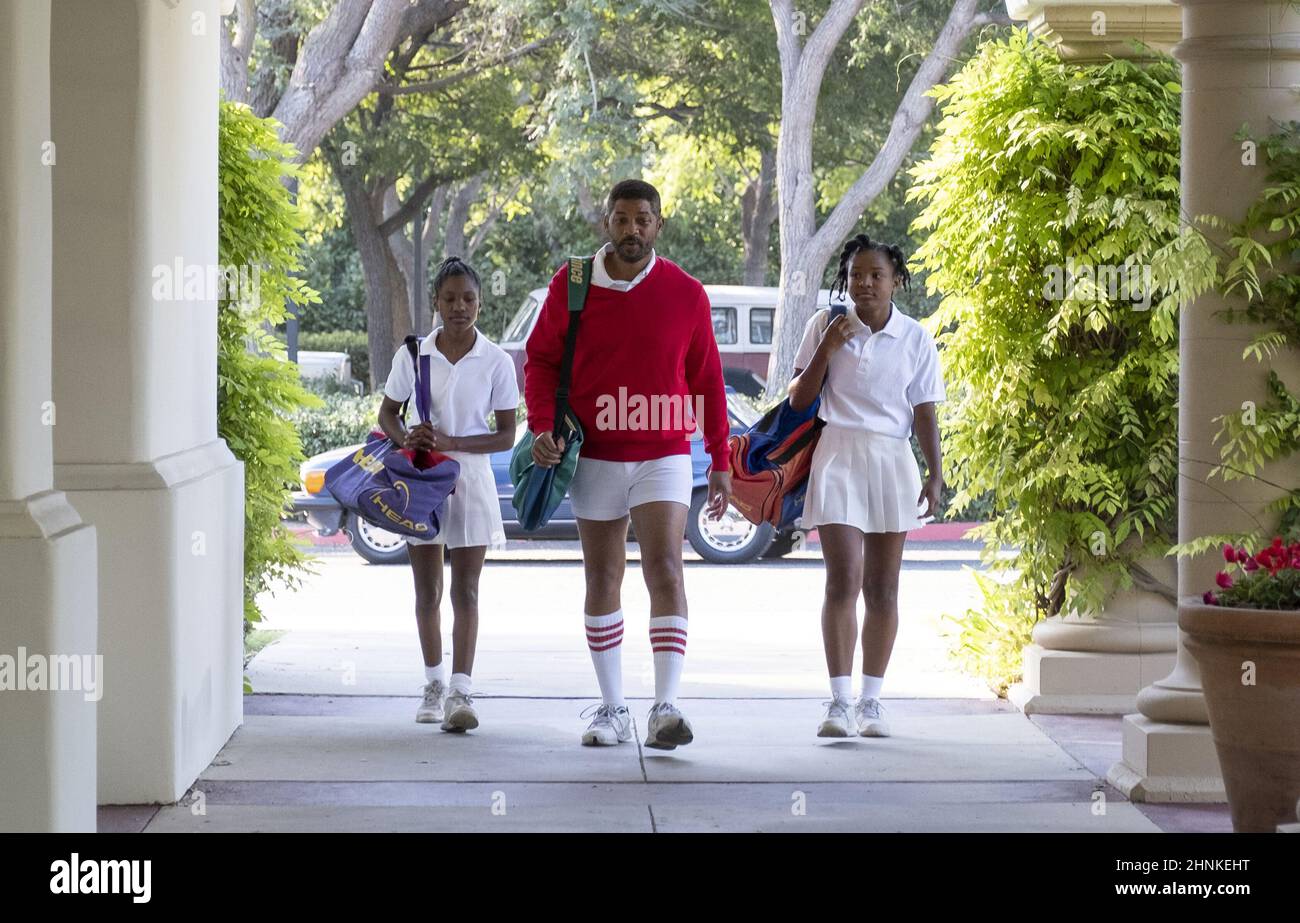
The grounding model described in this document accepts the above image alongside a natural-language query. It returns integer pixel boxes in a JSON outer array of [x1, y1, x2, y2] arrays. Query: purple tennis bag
[[323, 336, 460, 539]]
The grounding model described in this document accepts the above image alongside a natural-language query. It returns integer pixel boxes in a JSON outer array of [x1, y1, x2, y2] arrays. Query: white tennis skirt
[[407, 451, 506, 550], [797, 425, 928, 534]]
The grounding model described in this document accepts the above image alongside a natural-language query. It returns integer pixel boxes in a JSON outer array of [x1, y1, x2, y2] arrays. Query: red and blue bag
[[725, 304, 847, 530], [323, 336, 461, 539]]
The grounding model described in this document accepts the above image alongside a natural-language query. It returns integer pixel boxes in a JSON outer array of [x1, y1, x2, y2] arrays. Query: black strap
[[398, 334, 420, 424], [552, 256, 594, 440]]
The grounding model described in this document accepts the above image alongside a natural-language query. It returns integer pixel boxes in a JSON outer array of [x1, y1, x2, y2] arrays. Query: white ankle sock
[[830, 675, 853, 701], [585, 609, 625, 706], [424, 660, 445, 685], [649, 615, 688, 704], [449, 672, 472, 695], [860, 673, 884, 700]]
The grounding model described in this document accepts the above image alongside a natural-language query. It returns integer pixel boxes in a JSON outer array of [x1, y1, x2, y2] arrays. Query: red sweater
[[524, 256, 731, 471]]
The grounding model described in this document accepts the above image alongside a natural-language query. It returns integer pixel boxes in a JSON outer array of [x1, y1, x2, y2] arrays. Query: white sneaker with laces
[[441, 690, 479, 732], [817, 697, 854, 738], [644, 701, 694, 750], [580, 703, 633, 746], [416, 680, 445, 724], [856, 696, 890, 737]]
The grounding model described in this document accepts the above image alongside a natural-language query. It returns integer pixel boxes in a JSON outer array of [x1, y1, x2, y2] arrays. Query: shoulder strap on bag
[[552, 256, 594, 439], [399, 335, 422, 423]]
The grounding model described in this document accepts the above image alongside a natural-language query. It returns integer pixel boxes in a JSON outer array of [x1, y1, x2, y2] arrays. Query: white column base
[[1010, 645, 1177, 714], [1106, 714, 1226, 803], [55, 441, 244, 804], [0, 491, 98, 831]]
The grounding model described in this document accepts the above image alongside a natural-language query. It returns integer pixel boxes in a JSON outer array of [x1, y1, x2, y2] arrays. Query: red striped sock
[[649, 615, 688, 703], [585, 610, 624, 706]]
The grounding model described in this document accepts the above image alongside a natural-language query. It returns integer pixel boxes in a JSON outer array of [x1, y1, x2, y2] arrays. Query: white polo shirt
[[792, 301, 946, 438], [591, 242, 657, 291], [384, 327, 519, 437]]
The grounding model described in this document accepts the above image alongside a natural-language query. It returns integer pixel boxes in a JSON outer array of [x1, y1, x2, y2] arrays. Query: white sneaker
[[817, 697, 854, 738], [580, 703, 633, 746], [855, 696, 890, 737], [644, 701, 694, 750], [441, 690, 479, 733], [416, 680, 445, 724]]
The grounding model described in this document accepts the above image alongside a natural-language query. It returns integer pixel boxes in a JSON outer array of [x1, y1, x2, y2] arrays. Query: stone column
[[0, 0, 99, 831], [49, 0, 245, 804], [1003, 1, 1182, 716], [1010, 556, 1177, 714], [1109, 0, 1300, 802]]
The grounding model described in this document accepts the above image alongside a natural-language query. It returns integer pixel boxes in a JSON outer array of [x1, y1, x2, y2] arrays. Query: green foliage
[[906, 32, 1218, 691], [943, 571, 1038, 697], [291, 389, 384, 459], [299, 329, 370, 386], [218, 98, 323, 625], [1171, 120, 1300, 563]]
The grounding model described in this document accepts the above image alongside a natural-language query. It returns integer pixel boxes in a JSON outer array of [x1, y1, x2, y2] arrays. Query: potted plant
[[1180, 538, 1300, 832]]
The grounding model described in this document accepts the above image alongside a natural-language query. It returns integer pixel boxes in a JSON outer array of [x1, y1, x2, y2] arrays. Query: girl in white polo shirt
[[788, 233, 946, 739], [377, 257, 519, 734]]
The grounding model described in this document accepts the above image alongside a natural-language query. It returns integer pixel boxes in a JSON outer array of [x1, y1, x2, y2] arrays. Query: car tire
[[344, 511, 410, 565], [761, 529, 802, 559], [686, 488, 774, 564]]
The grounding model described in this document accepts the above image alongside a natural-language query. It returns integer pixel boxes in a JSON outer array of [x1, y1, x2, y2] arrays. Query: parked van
[[499, 284, 837, 397]]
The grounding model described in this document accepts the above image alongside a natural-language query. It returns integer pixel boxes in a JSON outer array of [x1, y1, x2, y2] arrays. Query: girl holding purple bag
[[377, 257, 519, 733]]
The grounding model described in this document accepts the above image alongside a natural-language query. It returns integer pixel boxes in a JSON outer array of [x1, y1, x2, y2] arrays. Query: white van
[[499, 284, 836, 396]]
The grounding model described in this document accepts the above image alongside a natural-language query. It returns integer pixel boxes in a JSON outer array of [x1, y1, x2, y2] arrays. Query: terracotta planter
[[1180, 597, 1300, 833]]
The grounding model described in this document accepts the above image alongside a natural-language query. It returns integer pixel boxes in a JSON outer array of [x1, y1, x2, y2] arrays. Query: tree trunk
[[335, 163, 412, 390], [741, 145, 778, 287], [441, 174, 485, 260], [763, 0, 1002, 399]]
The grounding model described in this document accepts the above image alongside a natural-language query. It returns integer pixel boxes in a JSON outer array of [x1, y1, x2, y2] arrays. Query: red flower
[[1272, 536, 1284, 549], [1223, 545, 1237, 563], [1243, 556, 1260, 571], [1215, 571, 1234, 589], [1203, 590, 1219, 605]]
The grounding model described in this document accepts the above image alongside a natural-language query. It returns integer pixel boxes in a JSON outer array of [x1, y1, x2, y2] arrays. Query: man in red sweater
[[525, 179, 732, 750]]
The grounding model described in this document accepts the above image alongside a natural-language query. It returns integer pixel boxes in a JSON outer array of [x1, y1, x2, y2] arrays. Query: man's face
[[604, 198, 662, 263]]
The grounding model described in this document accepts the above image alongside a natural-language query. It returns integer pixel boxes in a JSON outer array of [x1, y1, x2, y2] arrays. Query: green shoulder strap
[[552, 256, 594, 438]]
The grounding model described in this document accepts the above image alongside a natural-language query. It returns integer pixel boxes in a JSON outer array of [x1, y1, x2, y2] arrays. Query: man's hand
[[705, 469, 733, 520], [530, 430, 566, 468], [917, 474, 943, 520]]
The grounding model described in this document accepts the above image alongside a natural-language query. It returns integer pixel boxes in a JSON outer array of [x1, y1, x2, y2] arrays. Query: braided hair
[[829, 233, 912, 304], [432, 255, 481, 297]]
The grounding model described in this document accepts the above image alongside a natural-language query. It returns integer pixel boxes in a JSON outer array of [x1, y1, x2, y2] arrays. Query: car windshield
[[727, 390, 761, 428]]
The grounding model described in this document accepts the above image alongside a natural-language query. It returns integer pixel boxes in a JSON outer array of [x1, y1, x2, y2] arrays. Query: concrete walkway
[[98, 544, 1232, 833]]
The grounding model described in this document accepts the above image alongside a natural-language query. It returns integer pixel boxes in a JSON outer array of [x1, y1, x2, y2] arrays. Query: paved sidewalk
[[97, 548, 1232, 833]]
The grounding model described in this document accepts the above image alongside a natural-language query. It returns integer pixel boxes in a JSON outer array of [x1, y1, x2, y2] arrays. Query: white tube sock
[[585, 609, 625, 706], [424, 660, 445, 685], [449, 672, 472, 696], [649, 615, 688, 704], [860, 673, 884, 700], [830, 675, 853, 701]]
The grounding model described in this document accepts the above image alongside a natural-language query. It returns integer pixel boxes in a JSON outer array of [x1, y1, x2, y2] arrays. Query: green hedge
[[291, 388, 384, 459], [299, 329, 369, 387], [907, 32, 1217, 694]]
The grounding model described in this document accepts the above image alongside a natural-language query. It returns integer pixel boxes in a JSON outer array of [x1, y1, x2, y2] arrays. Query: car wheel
[[344, 511, 410, 565], [686, 488, 774, 564]]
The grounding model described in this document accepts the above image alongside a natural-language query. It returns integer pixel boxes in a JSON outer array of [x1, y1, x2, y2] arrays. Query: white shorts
[[568, 453, 693, 521], [407, 451, 507, 550]]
